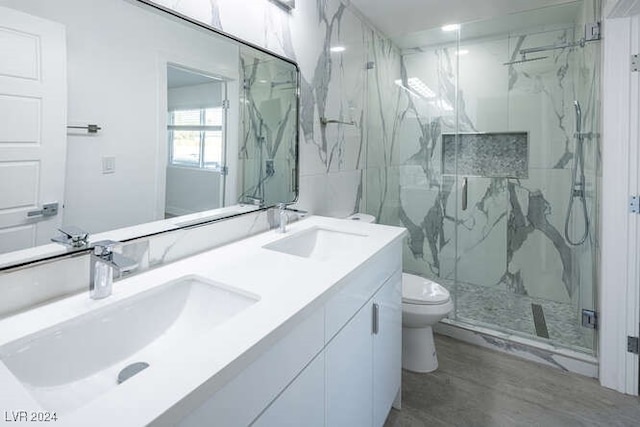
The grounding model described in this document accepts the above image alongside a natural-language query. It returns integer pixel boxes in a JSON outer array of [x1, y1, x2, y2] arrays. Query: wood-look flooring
[[384, 335, 640, 427]]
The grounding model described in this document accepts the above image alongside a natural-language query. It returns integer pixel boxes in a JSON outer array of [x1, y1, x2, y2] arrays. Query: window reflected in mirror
[[165, 65, 228, 218]]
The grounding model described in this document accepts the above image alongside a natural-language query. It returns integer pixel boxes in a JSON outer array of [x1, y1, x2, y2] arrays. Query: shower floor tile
[[439, 280, 593, 351]]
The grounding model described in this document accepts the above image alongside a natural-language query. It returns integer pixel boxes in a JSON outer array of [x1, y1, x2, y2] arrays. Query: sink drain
[[117, 362, 149, 384]]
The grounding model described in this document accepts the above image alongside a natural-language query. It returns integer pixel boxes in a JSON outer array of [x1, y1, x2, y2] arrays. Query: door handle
[[462, 178, 468, 211], [27, 202, 59, 218], [372, 303, 380, 335]]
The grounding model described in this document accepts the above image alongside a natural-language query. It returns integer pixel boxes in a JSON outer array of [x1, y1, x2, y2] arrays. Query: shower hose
[[564, 100, 589, 246]]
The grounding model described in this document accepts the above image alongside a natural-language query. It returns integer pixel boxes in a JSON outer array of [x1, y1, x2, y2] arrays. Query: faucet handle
[[92, 240, 121, 256], [52, 226, 89, 248], [245, 196, 264, 207], [91, 240, 138, 276]]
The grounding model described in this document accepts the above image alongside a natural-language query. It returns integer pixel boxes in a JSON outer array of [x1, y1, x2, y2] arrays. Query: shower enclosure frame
[[432, 2, 602, 376]]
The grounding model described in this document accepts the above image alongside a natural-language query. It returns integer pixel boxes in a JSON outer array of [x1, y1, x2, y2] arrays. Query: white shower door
[[0, 6, 67, 254]]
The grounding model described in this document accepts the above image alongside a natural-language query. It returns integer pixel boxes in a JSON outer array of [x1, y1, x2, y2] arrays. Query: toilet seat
[[402, 273, 450, 305]]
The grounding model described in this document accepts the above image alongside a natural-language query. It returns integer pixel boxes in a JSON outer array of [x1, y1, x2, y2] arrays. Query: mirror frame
[[0, 0, 300, 271]]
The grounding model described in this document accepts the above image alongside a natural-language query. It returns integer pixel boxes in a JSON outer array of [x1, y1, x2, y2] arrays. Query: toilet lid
[[402, 273, 450, 305]]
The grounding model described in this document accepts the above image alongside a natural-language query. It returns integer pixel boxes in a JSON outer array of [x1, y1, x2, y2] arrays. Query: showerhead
[[503, 55, 549, 66]]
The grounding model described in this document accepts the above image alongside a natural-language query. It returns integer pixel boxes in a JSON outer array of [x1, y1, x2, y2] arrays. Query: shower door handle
[[372, 303, 380, 335], [462, 177, 468, 211]]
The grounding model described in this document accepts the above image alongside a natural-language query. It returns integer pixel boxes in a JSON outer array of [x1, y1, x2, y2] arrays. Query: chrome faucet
[[90, 240, 138, 300], [277, 203, 288, 233], [275, 203, 307, 233], [51, 226, 89, 248]]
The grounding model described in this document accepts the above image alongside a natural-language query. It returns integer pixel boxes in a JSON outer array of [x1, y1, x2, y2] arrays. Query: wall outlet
[[102, 156, 116, 174]]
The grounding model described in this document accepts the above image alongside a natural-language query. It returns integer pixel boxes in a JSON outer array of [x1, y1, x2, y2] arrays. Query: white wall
[[0, 0, 239, 234], [165, 166, 221, 216]]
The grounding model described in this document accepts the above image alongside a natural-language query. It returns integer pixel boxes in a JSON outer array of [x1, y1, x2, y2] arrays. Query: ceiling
[[349, 0, 579, 47]]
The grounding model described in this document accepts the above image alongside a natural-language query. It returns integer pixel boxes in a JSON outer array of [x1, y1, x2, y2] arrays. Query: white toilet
[[401, 273, 453, 373], [346, 213, 454, 373]]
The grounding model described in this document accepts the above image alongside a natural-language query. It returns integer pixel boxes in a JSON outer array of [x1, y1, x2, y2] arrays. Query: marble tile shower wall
[[151, 0, 404, 218], [238, 49, 297, 205], [371, 4, 600, 341]]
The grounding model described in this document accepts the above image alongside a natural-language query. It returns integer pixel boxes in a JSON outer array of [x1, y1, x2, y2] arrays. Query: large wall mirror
[[0, 0, 299, 263]]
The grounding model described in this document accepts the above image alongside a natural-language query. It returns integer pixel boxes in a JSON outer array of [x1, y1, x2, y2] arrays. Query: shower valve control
[[581, 309, 597, 329], [630, 196, 640, 214], [585, 22, 600, 42]]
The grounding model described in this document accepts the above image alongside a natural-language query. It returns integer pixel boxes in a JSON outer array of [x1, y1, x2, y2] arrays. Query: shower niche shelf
[[442, 132, 529, 179]]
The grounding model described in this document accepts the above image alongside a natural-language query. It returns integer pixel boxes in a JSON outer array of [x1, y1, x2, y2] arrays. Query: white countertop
[[0, 216, 406, 426]]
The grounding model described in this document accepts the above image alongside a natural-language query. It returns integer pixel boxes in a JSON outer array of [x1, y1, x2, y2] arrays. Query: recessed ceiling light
[[394, 78, 436, 99], [456, 49, 469, 56], [330, 46, 346, 53], [442, 24, 460, 32], [406, 78, 435, 98]]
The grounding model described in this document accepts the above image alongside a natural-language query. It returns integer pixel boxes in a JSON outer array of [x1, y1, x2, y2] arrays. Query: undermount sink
[[263, 227, 368, 261], [0, 275, 259, 414]]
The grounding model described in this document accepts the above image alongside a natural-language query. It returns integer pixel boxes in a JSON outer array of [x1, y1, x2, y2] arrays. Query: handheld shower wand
[[563, 101, 589, 246], [574, 100, 582, 135]]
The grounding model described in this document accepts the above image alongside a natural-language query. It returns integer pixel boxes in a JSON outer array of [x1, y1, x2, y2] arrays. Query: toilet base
[[402, 326, 438, 373]]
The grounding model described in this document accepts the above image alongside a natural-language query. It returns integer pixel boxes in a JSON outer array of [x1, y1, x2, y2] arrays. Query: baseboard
[[435, 319, 599, 379]]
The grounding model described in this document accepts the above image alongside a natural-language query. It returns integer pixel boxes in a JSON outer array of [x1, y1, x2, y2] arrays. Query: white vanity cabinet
[[177, 309, 325, 427], [325, 270, 402, 427], [251, 353, 325, 427], [325, 293, 375, 426], [0, 216, 406, 427], [256, 272, 401, 427], [372, 272, 402, 427], [175, 240, 403, 427]]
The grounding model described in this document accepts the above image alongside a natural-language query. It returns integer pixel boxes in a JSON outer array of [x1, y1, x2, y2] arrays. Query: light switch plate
[[102, 156, 116, 174]]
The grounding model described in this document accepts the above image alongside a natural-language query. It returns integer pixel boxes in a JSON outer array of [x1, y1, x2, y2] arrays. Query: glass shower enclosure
[[372, 0, 601, 355]]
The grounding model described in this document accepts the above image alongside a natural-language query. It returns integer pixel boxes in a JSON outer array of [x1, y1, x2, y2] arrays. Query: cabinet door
[[252, 353, 325, 427], [325, 301, 373, 427], [180, 311, 324, 427], [373, 272, 402, 427]]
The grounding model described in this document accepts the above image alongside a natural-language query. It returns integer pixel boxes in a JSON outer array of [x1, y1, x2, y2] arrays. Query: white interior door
[[0, 6, 67, 254]]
